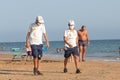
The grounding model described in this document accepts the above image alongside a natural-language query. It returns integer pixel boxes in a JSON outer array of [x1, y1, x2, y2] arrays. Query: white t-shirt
[[28, 23, 46, 45], [64, 30, 78, 48]]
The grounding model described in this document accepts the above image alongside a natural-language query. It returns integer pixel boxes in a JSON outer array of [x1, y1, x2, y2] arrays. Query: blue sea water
[[0, 39, 120, 61]]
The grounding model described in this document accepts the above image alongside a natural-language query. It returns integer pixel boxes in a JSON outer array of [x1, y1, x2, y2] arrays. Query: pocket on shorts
[[64, 50, 71, 58]]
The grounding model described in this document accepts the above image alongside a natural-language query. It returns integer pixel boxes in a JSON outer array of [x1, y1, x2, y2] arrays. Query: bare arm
[[77, 30, 81, 40], [43, 33, 49, 48], [26, 32, 30, 48], [86, 31, 90, 45], [86, 31, 89, 41], [76, 36, 78, 47]]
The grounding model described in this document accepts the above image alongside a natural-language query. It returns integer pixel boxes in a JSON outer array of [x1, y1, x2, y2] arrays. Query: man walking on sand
[[63, 20, 80, 73], [26, 16, 49, 75], [78, 25, 90, 62]]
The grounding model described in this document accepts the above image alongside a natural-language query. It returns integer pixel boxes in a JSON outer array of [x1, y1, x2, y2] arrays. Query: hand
[[68, 44, 73, 48], [46, 42, 50, 48]]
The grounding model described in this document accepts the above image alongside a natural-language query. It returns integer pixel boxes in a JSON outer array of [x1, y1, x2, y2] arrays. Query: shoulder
[[77, 30, 81, 33], [29, 23, 35, 27], [41, 24, 45, 27], [65, 30, 69, 32], [64, 30, 69, 36], [73, 30, 77, 32], [77, 29, 81, 32], [40, 24, 46, 31]]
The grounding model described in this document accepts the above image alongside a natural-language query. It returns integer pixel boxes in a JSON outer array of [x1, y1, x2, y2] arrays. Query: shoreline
[[0, 52, 120, 62]]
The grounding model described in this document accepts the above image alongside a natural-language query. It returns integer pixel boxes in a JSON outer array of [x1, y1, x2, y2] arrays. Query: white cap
[[68, 20, 75, 25], [36, 16, 44, 23]]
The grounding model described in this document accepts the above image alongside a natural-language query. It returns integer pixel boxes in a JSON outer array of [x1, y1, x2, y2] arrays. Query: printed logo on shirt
[[68, 33, 72, 37], [68, 33, 76, 37], [32, 27, 37, 30]]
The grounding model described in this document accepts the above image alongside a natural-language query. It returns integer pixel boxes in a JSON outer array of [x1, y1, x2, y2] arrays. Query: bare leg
[[73, 55, 79, 69], [33, 58, 43, 75], [82, 46, 86, 62], [64, 58, 68, 69], [37, 59, 40, 70], [79, 46, 83, 62], [33, 58, 37, 75], [33, 58, 37, 68]]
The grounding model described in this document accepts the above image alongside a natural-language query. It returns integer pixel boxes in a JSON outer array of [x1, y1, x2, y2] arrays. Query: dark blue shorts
[[31, 44, 43, 59], [64, 46, 79, 58]]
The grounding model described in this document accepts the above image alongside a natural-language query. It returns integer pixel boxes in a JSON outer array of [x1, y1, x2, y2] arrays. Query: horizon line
[[0, 39, 120, 43]]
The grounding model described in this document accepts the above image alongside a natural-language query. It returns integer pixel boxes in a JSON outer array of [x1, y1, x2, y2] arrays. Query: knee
[[74, 55, 78, 59]]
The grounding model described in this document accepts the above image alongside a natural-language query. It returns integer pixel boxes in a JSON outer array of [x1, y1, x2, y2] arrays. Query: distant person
[[63, 20, 80, 73], [25, 43, 32, 61], [26, 16, 49, 75], [78, 25, 90, 62]]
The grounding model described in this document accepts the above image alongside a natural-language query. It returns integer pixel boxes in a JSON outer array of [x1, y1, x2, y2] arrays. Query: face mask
[[69, 25, 74, 30]]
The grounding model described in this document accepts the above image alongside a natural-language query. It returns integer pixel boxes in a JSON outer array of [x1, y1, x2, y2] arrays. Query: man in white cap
[[63, 20, 80, 73], [26, 16, 49, 75]]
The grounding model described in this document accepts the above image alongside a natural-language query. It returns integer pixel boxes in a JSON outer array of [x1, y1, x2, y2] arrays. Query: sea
[[0, 39, 120, 62]]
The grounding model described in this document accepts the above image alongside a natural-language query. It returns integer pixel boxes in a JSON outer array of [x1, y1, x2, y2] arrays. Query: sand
[[0, 53, 120, 80]]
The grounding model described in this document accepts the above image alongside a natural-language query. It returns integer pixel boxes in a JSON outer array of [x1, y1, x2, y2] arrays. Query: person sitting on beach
[[26, 43, 32, 61], [26, 16, 49, 75], [78, 25, 90, 62], [63, 20, 80, 73]]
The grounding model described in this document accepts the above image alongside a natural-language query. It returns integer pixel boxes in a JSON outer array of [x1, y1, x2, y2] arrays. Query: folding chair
[[12, 48, 25, 61], [56, 48, 64, 53]]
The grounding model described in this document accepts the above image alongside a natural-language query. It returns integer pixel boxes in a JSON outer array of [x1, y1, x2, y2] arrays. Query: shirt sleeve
[[28, 24, 32, 32], [42, 24, 46, 33], [75, 30, 78, 37], [64, 30, 67, 37]]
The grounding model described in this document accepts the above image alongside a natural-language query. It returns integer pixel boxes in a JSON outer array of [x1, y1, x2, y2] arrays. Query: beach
[[0, 53, 120, 80]]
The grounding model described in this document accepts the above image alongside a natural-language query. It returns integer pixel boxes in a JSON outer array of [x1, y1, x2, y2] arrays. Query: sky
[[0, 0, 120, 42]]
